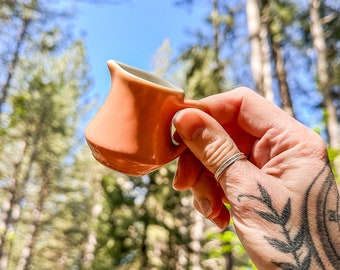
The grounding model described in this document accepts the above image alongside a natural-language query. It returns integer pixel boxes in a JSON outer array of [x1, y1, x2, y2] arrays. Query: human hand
[[172, 87, 340, 269]]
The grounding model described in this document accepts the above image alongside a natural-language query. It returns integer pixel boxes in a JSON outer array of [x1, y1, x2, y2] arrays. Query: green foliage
[[1, 0, 340, 269], [180, 45, 227, 98], [1, 40, 91, 269], [327, 147, 340, 182], [93, 174, 139, 268], [262, 0, 297, 44], [0, 1, 93, 269], [92, 165, 203, 269], [203, 220, 255, 269], [177, 0, 235, 99]]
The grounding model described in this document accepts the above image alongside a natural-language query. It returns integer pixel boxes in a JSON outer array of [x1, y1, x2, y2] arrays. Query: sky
[[70, 0, 323, 130], [67, 0, 327, 142], [72, 0, 208, 101]]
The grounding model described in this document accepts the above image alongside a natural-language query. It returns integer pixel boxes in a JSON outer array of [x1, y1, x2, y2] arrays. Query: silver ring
[[214, 152, 246, 181]]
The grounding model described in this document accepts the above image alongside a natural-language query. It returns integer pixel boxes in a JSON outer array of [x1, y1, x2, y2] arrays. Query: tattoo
[[238, 164, 340, 269], [327, 210, 340, 224]]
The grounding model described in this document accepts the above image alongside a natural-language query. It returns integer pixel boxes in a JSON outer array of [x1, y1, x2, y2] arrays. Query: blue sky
[[73, 0, 207, 100], [71, 0, 324, 139]]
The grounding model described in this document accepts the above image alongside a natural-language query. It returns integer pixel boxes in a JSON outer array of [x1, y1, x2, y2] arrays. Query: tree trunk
[[16, 167, 51, 270], [141, 217, 149, 268], [225, 251, 233, 270], [212, 0, 219, 62], [309, 0, 339, 149], [0, 18, 30, 119], [0, 107, 45, 267], [211, 0, 224, 94], [246, 0, 274, 100], [247, 0, 263, 92], [79, 197, 102, 269], [270, 40, 295, 117], [0, 141, 36, 269]]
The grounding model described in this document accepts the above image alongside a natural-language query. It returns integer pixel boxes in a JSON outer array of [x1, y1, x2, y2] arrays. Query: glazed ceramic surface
[[85, 60, 204, 176]]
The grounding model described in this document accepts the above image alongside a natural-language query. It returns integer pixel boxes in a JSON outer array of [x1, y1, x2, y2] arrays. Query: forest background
[[0, 0, 339, 269]]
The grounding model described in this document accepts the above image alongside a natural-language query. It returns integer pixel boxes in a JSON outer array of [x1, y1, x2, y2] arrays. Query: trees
[[91, 167, 213, 269], [0, 0, 33, 116], [1, 0, 339, 269], [246, 0, 274, 101], [0, 40, 91, 270], [263, 0, 296, 117], [0, 1, 94, 269], [176, 1, 258, 269], [170, 0, 340, 268], [178, 0, 239, 99], [247, 0, 296, 116], [309, 0, 340, 150], [177, 0, 339, 145]]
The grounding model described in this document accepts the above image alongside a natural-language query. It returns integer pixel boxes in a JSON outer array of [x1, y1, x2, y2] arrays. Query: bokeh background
[[0, 0, 339, 269]]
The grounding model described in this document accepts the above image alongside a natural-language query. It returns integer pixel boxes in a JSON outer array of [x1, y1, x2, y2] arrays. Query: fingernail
[[191, 127, 204, 141], [212, 218, 229, 230], [173, 109, 205, 141], [198, 199, 213, 217], [211, 205, 230, 230], [172, 170, 179, 190], [171, 112, 182, 145], [171, 130, 182, 146]]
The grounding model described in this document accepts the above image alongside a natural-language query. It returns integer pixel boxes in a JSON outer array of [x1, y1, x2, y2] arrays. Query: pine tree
[[0, 1, 92, 268]]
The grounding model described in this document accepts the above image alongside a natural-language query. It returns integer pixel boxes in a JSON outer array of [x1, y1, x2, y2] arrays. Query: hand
[[172, 87, 340, 269]]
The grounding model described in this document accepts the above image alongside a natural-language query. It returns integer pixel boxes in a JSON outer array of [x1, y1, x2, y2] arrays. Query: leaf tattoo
[[237, 164, 340, 269], [238, 183, 309, 268]]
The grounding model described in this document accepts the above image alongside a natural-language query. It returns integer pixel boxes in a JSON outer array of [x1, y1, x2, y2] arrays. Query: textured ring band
[[214, 152, 247, 181]]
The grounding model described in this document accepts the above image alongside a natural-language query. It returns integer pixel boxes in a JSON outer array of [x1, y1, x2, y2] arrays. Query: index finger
[[199, 87, 326, 167], [200, 87, 294, 138]]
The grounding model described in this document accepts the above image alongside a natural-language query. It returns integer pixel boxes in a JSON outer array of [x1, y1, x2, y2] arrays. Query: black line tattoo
[[238, 163, 340, 269]]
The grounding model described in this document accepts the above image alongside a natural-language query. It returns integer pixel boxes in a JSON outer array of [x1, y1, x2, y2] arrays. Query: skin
[[172, 87, 340, 269]]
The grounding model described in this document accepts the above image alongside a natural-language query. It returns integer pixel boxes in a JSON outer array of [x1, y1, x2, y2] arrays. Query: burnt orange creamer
[[85, 60, 205, 176]]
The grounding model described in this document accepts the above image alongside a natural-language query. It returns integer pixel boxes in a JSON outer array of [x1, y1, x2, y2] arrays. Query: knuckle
[[203, 137, 235, 170]]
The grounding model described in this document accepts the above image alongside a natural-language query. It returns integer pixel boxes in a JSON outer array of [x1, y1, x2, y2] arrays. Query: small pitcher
[[85, 60, 205, 176]]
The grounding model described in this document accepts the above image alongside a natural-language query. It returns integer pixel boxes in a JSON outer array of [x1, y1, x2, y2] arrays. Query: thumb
[[173, 108, 242, 176], [172, 108, 265, 203]]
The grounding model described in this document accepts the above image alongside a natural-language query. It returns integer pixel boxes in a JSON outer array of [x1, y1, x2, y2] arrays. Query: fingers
[[173, 149, 203, 191], [199, 87, 293, 138], [173, 150, 230, 229], [172, 87, 323, 230], [173, 149, 230, 229], [172, 107, 241, 175], [172, 107, 250, 229], [173, 149, 227, 201], [191, 170, 230, 229], [172, 107, 264, 197], [198, 87, 326, 167]]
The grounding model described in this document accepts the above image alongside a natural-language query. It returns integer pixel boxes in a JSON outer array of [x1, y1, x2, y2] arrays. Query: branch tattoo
[[238, 163, 340, 269]]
